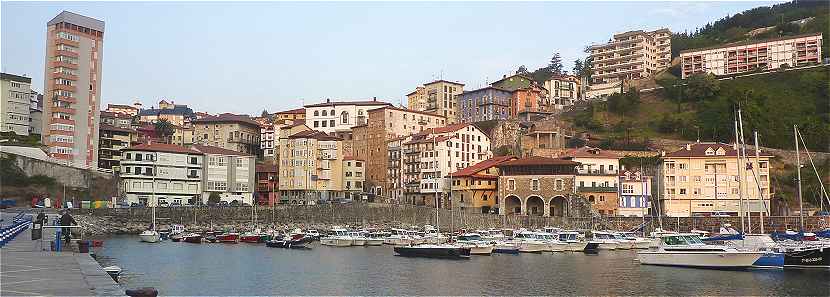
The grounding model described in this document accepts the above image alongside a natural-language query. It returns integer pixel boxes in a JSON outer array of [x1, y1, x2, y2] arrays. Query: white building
[[192, 145, 255, 205], [260, 123, 276, 159], [563, 146, 621, 215], [618, 170, 652, 217], [587, 28, 671, 98], [680, 33, 822, 79], [304, 98, 391, 135], [121, 143, 204, 207], [1, 73, 34, 136]]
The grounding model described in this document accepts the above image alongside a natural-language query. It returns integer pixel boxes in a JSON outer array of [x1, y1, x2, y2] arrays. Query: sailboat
[[139, 166, 161, 243]]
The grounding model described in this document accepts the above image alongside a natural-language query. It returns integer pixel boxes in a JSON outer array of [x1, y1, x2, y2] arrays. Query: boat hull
[[266, 240, 310, 249], [351, 239, 367, 246], [393, 246, 471, 259], [216, 234, 239, 243], [597, 241, 618, 250], [753, 252, 784, 268], [516, 242, 546, 253], [321, 238, 352, 247], [637, 251, 764, 268], [784, 247, 829, 269], [139, 231, 160, 243], [462, 245, 494, 255], [365, 238, 385, 246], [183, 235, 203, 244], [563, 241, 589, 252]]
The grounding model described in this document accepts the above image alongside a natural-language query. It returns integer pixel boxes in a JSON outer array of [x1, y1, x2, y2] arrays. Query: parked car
[[218, 201, 230, 207], [158, 201, 169, 208], [814, 211, 830, 216], [170, 201, 182, 207], [711, 212, 731, 217]]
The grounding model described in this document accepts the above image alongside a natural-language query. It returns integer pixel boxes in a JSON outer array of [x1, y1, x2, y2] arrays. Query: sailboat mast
[[794, 125, 804, 231], [754, 131, 766, 234], [734, 112, 745, 232], [433, 131, 439, 235], [737, 107, 750, 232]]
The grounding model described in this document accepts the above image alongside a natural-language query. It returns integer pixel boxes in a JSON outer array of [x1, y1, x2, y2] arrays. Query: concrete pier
[[0, 211, 125, 296]]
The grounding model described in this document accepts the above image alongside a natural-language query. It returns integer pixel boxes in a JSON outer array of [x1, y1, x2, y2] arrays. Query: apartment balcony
[[55, 37, 79, 47], [50, 61, 78, 69], [594, 67, 643, 79], [54, 95, 77, 104], [53, 107, 76, 115], [49, 117, 75, 126], [595, 59, 643, 71], [578, 169, 617, 176], [53, 83, 75, 92], [52, 72, 78, 81], [54, 49, 79, 58]]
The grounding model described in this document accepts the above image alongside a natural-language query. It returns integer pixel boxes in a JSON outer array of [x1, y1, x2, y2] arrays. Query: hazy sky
[[2, 1, 782, 115]]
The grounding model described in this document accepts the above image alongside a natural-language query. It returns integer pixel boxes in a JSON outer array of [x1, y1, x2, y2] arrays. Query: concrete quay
[[0, 210, 125, 296]]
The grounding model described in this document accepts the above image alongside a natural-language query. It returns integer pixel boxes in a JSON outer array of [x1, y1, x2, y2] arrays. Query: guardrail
[[0, 213, 32, 247]]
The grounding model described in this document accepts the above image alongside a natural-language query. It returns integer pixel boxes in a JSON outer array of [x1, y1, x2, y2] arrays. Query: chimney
[[373, 96, 377, 101], [326, 98, 330, 103], [685, 144, 691, 151]]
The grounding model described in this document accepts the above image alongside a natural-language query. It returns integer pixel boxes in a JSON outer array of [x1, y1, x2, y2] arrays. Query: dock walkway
[[1, 210, 125, 296]]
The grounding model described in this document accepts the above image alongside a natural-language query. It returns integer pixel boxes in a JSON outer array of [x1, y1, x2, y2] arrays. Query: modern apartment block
[[278, 128, 346, 204], [400, 123, 493, 208], [42, 11, 105, 167], [193, 113, 261, 156], [544, 74, 581, 110], [588, 28, 671, 98], [98, 123, 134, 172], [406, 80, 464, 123], [660, 142, 772, 217], [618, 170, 652, 217], [1, 73, 34, 136], [100, 111, 132, 129], [304, 98, 391, 135], [563, 147, 621, 216], [680, 33, 823, 79], [351, 106, 446, 200], [192, 145, 256, 205], [121, 143, 203, 207]]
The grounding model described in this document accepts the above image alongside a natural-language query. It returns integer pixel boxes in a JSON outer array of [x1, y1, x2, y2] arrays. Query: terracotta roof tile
[[450, 156, 517, 177], [191, 145, 252, 156], [304, 100, 391, 108], [125, 143, 202, 154], [192, 113, 260, 126], [275, 108, 305, 114], [497, 156, 580, 167]]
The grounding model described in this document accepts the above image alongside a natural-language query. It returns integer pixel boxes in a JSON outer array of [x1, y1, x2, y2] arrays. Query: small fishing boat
[[493, 241, 521, 254], [511, 230, 547, 253], [216, 232, 240, 243], [617, 232, 653, 249], [266, 234, 311, 250], [349, 231, 367, 246], [364, 231, 386, 246], [637, 233, 764, 269], [182, 233, 203, 244], [456, 233, 495, 255], [536, 232, 566, 252], [784, 245, 829, 269], [393, 244, 471, 259], [139, 230, 161, 243], [320, 227, 353, 247]]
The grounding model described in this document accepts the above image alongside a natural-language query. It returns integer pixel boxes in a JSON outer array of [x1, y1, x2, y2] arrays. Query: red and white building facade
[[680, 33, 822, 79]]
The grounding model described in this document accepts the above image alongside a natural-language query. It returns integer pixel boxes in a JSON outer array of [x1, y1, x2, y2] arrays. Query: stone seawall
[[71, 204, 829, 235]]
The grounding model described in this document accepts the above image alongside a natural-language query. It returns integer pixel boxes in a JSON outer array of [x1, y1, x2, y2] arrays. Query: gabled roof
[[275, 108, 305, 115], [288, 130, 342, 141], [663, 142, 774, 158], [449, 156, 517, 178], [192, 113, 260, 126], [125, 143, 201, 154], [497, 156, 580, 167], [424, 80, 465, 86], [191, 145, 251, 156], [304, 100, 392, 108]]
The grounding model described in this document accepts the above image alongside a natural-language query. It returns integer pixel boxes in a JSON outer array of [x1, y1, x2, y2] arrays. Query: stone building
[[497, 156, 579, 217]]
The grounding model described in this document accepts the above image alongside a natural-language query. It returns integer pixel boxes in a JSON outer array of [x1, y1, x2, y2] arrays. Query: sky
[[2, 1, 784, 115]]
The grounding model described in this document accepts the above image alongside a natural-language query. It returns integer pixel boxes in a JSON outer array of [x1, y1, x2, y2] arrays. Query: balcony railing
[[577, 186, 617, 193]]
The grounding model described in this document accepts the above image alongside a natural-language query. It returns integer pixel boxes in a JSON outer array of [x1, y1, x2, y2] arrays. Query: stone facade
[[498, 175, 576, 217]]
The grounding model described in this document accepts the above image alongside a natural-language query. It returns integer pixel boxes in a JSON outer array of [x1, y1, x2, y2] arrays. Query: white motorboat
[[479, 229, 506, 242], [617, 232, 653, 249], [592, 231, 620, 250], [423, 225, 448, 244], [139, 230, 161, 243], [349, 231, 367, 246], [637, 233, 764, 268], [512, 230, 547, 253], [364, 231, 386, 246], [557, 231, 589, 252], [384, 228, 414, 245], [320, 228, 353, 247], [536, 232, 567, 252], [456, 233, 495, 255]]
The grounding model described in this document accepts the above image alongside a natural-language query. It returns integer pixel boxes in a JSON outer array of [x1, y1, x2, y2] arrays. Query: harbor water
[[96, 235, 829, 296]]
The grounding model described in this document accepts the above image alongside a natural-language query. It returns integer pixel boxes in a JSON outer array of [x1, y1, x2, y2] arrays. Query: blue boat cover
[[701, 233, 744, 241]]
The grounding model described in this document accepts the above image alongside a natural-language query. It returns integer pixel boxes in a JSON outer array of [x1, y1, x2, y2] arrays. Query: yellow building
[[278, 126, 346, 204], [660, 142, 773, 217], [193, 113, 261, 155], [171, 124, 194, 146], [406, 80, 464, 123], [449, 156, 517, 214]]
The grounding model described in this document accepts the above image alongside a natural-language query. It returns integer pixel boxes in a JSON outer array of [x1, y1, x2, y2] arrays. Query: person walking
[[59, 211, 77, 244]]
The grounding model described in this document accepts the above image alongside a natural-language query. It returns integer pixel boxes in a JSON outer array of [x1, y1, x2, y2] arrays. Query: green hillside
[[564, 66, 829, 152], [672, 0, 829, 58]]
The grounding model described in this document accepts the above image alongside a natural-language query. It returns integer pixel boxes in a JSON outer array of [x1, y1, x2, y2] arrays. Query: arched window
[[341, 111, 349, 124], [322, 110, 327, 116], [314, 110, 319, 116], [330, 109, 335, 116]]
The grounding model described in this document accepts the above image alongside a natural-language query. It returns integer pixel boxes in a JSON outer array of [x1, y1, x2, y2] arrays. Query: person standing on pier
[[59, 211, 77, 244]]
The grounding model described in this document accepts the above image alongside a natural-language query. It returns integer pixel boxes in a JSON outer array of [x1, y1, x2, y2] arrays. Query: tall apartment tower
[[42, 11, 104, 167]]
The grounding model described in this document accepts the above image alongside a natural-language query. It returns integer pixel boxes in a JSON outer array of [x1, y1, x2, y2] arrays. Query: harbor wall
[[71, 204, 829, 235]]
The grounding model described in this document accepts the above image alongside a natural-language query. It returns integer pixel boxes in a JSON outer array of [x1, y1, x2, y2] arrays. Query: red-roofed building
[[447, 156, 517, 213], [562, 146, 622, 215], [496, 156, 579, 216], [303, 98, 391, 134], [274, 108, 306, 123], [399, 124, 493, 208]]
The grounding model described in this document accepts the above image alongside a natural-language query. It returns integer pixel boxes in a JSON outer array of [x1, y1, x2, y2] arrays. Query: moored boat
[[216, 232, 240, 243], [393, 244, 471, 259], [592, 231, 620, 250], [321, 228, 353, 247], [182, 233, 203, 244], [557, 231, 590, 252], [456, 233, 495, 255], [637, 233, 764, 269]]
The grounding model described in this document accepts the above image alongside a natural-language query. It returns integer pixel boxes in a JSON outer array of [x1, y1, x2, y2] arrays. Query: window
[[508, 179, 516, 191], [314, 110, 319, 116], [531, 179, 540, 191], [330, 120, 335, 127], [341, 111, 349, 124], [679, 188, 687, 195]]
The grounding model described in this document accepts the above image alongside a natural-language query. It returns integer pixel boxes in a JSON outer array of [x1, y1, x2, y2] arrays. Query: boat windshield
[[664, 235, 704, 245], [559, 233, 576, 241], [460, 234, 482, 241]]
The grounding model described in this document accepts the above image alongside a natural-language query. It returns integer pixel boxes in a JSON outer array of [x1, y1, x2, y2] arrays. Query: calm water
[[96, 235, 829, 296]]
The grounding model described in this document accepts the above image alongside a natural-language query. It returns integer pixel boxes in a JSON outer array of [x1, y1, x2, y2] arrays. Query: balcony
[[55, 49, 79, 58], [578, 186, 617, 193], [579, 169, 617, 176], [53, 84, 75, 92], [53, 107, 76, 115], [50, 61, 78, 69], [55, 37, 79, 47], [52, 72, 78, 81]]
